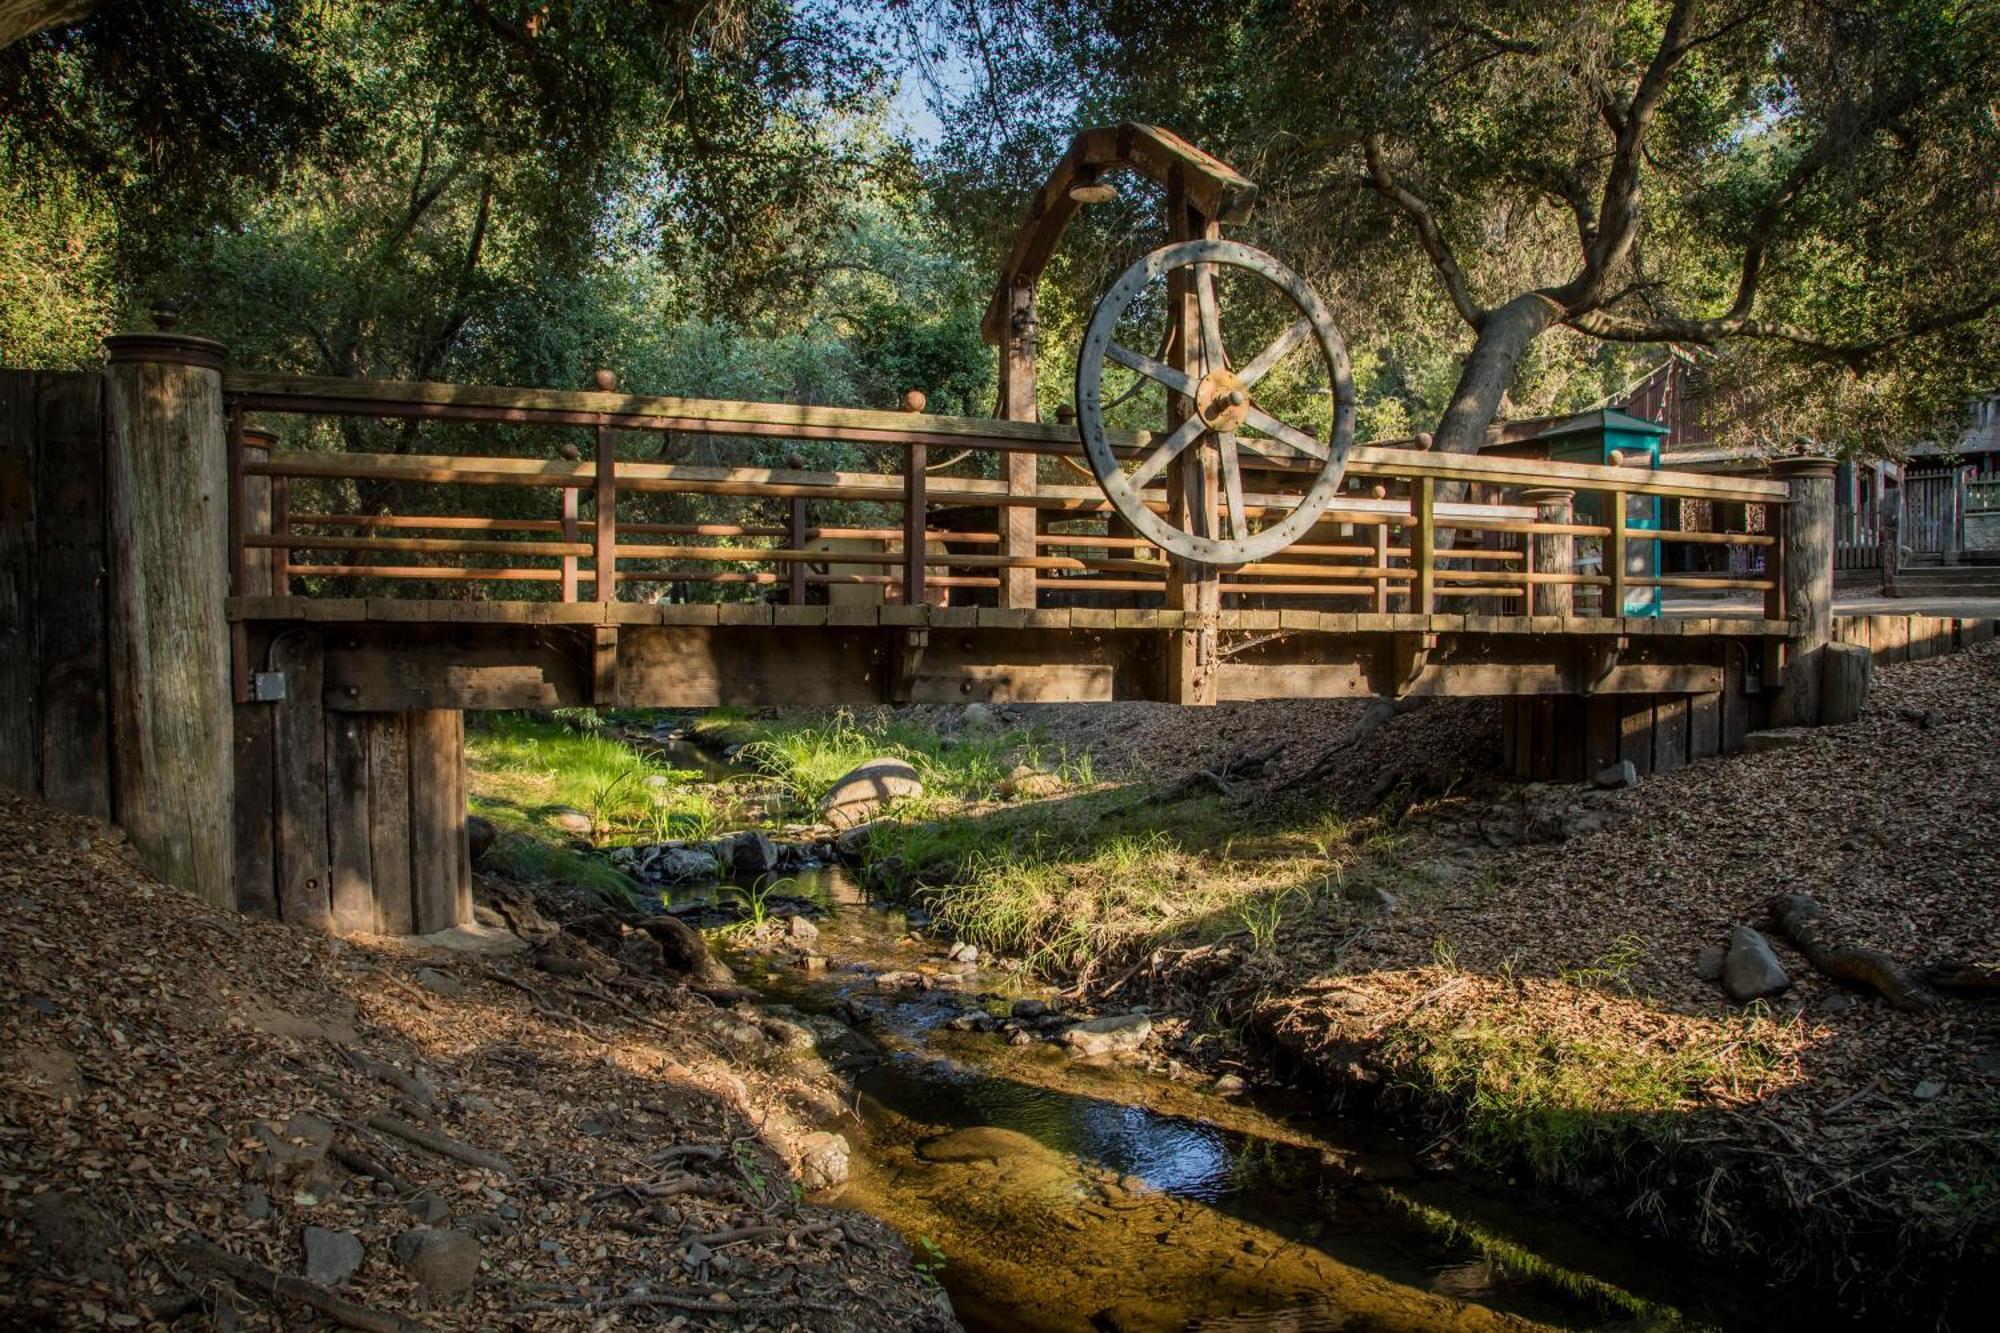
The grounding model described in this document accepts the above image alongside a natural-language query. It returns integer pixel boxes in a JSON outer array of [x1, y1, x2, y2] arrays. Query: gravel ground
[[0, 794, 954, 1331]]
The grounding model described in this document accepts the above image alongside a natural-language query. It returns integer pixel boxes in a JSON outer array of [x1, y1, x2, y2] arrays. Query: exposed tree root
[[1766, 894, 1936, 1012]]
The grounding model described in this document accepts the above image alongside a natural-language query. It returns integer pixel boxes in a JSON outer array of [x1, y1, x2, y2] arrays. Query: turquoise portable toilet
[[1490, 410, 1668, 616]]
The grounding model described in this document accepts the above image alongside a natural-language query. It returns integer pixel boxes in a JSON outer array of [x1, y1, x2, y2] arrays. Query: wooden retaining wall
[[1502, 612, 1997, 779], [0, 369, 113, 819], [233, 639, 469, 933]]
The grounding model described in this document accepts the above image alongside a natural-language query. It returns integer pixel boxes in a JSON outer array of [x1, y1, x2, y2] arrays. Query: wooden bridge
[[0, 125, 1879, 937]]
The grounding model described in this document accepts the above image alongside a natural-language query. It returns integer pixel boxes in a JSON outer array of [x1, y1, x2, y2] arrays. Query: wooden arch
[[980, 123, 1258, 347]]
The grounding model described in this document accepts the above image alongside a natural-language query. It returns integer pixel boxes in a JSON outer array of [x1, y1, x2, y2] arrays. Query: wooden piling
[[1770, 458, 1836, 726], [103, 330, 235, 906]]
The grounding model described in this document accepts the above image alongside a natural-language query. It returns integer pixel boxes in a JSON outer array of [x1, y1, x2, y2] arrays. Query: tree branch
[[1361, 134, 1487, 329], [1566, 286, 2000, 366]]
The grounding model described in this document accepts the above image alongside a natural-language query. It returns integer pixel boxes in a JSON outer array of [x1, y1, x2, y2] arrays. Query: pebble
[[1913, 1079, 1947, 1101]]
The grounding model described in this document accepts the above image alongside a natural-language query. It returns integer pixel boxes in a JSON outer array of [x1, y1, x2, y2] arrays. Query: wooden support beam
[[325, 712, 376, 934]]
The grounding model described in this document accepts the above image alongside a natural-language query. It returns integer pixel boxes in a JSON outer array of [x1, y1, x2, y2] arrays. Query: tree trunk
[[1430, 293, 1562, 456], [0, 0, 94, 49]]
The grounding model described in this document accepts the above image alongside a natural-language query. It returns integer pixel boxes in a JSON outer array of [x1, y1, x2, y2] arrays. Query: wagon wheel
[[1075, 239, 1356, 566]]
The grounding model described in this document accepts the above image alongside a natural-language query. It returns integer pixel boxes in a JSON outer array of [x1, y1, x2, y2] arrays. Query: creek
[[613, 726, 1809, 1332]]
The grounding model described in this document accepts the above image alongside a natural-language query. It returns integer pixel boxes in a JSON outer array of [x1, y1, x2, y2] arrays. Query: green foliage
[[1379, 1011, 1786, 1181], [731, 708, 1022, 810], [915, 0, 2000, 454]]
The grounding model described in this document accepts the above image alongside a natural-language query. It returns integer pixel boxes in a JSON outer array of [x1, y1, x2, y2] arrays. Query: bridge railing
[[224, 371, 1791, 619]]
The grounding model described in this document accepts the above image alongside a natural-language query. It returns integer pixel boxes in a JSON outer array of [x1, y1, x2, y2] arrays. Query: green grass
[[1378, 1005, 1788, 1181], [725, 707, 1032, 810], [466, 713, 728, 899]]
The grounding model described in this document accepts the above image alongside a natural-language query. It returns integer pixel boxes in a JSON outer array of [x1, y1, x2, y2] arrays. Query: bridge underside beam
[[232, 603, 1770, 712]]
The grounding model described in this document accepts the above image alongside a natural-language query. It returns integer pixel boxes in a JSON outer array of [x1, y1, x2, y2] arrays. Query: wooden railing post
[[1606, 489, 1627, 618], [903, 443, 927, 605], [784, 452, 808, 608], [593, 424, 616, 601], [1369, 483, 1389, 612], [232, 425, 278, 598], [1411, 476, 1435, 616], [1771, 457, 1835, 726], [102, 319, 234, 906], [271, 475, 291, 594], [560, 485, 580, 603], [997, 283, 1039, 609], [1521, 487, 1575, 619]]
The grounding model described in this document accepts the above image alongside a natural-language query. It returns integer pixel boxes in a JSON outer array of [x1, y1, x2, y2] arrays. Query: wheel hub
[[1196, 369, 1251, 431]]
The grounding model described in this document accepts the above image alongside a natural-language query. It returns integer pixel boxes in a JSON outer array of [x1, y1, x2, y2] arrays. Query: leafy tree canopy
[[905, 0, 2000, 455]]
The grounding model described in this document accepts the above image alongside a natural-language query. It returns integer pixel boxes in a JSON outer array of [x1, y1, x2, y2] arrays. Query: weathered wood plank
[[34, 373, 110, 816], [1618, 695, 1655, 777], [231, 699, 278, 917], [271, 634, 330, 927], [407, 709, 463, 933], [227, 372, 1788, 501], [325, 712, 377, 933], [1688, 690, 1721, 761], [0, 371, 39, 794], [1653, 695, 1690, 774], [367, 714, 414, 937], [1584, 695, 1620, 776]]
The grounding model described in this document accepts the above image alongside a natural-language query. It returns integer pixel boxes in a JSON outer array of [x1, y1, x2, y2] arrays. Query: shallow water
[[650, 864, 1806, 1333]]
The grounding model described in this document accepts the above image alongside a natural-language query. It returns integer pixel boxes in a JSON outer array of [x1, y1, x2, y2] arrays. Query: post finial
[[592, 369, 617, 392], [149, 299, 180, 332], [901, 389, 927, 414]]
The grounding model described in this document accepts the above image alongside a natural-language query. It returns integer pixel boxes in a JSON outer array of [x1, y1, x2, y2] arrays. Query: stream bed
[[644, 864, 1803, 1333]]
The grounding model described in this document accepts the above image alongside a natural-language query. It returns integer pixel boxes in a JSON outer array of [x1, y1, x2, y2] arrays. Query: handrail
[[225, 371, 1790, 504]]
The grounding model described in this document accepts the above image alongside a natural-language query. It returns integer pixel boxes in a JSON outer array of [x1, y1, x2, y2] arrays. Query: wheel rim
[[1074, 239, 1356, 566]]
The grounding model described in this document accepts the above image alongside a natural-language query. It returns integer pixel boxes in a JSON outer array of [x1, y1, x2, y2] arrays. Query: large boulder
[[818, 758, 923, 830]]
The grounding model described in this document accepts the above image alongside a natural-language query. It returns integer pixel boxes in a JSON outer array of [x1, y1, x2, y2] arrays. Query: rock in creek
[[302, 1227, 364, 1287], [917, 1125, 1045, 1164], [1062, 1013, 1154, 1058], [633, 916, 738, 989], [546, 806, 594, 837], [1721, 925, 1791, 1002], [731, 830, 779, 875], [784, 914, 819, 944], [819, 758, 924, 830], [796, 1130, 852, 1191]]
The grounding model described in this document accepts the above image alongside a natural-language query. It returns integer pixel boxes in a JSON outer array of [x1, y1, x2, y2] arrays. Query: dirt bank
[[1031, 645, 2000, 1325], [0, 792, 955, 1330]]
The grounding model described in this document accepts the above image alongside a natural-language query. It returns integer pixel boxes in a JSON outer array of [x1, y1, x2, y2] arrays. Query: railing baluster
[[1412, 476, 1435, 615], [1607, 488, 1627, 618], [903, 444, 927, 605], [788, 495, 808, 605], [227, 401, 247, 595], [271, 475, 291, 595], [560, 485, 579, 603], [594, 424, 616, 602]]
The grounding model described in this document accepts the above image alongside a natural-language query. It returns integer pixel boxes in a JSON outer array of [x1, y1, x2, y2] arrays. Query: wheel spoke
[[1106, 341, 1199, 397], [1238, 318, 1314, 387], [1195, 265, 1226, 374], [1218, 433, 1248, 540], [1240, 404, 1329, 462], [1126, 413, 1207, 492]]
